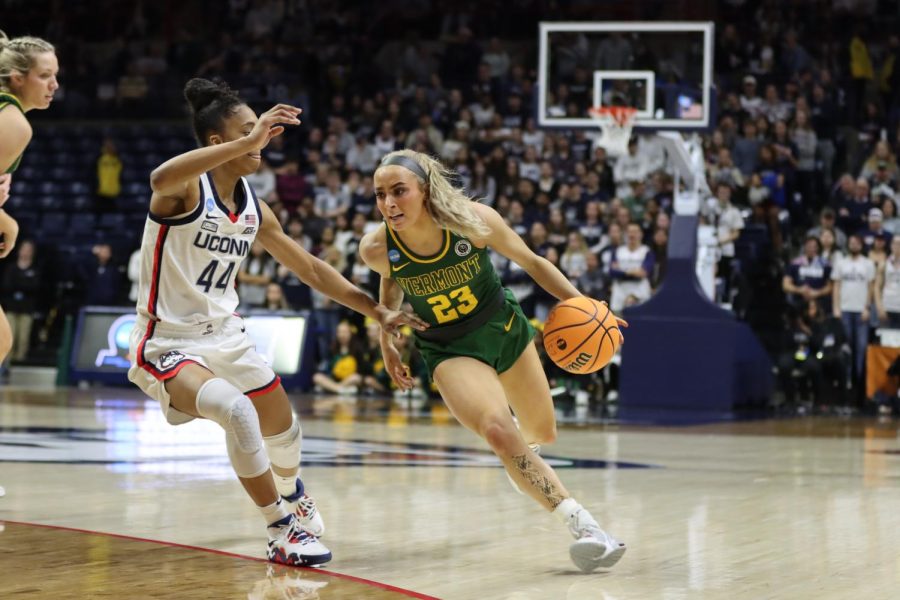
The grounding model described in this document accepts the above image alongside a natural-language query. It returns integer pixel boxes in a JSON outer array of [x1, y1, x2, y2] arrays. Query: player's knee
[[482, 417, 519, 455], [532, 423, 557, 445], [263, 418, 301, 469], [196, 377, 265, 448], [195, 378, 269, 478]]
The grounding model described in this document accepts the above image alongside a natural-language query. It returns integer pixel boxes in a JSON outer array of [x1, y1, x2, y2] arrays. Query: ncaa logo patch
[[205, 198, 215, 212], [454, 240, 472, 257], [388, 249, 401, 263]]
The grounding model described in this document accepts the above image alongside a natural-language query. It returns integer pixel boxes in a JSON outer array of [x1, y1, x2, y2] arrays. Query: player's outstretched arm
[[149, 104, 301, 197], [471, 203, 581, 301], [359, 228, 417, 390], [257, 202, 427, 336]]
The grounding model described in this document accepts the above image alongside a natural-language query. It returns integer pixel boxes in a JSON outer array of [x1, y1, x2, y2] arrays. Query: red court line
[[3, 519, 440, 600]]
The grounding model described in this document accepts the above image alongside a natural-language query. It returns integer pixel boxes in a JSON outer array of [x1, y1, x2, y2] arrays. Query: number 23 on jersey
[[426, 285, 478, 324]]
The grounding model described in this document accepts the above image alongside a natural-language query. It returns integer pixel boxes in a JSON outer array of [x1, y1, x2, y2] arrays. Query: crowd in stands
[[4, 0, 900, 415]]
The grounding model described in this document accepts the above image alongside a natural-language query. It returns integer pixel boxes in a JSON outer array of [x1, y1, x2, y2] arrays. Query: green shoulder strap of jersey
[[0, 92, 26, 174]]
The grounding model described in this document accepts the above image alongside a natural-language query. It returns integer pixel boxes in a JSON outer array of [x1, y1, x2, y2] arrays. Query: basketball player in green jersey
[[0, 32, 57, 362], [0, 32, 58, 500], [359, 149, 627, 572]]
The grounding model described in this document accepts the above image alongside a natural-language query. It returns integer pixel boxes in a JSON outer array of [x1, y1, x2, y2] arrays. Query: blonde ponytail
[[378, 149, 491, 240], [0, 30, 55, 93]]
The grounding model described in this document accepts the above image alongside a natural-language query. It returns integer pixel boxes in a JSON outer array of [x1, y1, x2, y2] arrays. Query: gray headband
[[380, 155, 428, 181]]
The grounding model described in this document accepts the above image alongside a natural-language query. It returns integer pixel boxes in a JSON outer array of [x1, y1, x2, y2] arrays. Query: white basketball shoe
[[565, 507, 626, 572], [505, 443, 542, 494], [267, 514, 332, 567]]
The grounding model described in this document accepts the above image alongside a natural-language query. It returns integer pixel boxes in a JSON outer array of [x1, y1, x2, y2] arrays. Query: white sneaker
[[505, 443, 541, 494], [267, 514, 332, 567], [565, 508, 626, 572]]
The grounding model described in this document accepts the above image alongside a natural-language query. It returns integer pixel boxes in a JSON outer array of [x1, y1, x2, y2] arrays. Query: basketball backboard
[[538, 22, 714, 131]]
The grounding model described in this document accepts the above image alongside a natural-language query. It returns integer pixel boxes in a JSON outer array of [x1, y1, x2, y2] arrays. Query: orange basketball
[[542, 297, 622, 375]]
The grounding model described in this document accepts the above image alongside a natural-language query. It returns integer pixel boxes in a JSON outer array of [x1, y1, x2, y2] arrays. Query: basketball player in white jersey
[[128, 78, 427, 567]]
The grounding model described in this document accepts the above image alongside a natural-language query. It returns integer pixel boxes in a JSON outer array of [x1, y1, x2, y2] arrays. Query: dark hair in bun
[[183, 78, 244, 146]]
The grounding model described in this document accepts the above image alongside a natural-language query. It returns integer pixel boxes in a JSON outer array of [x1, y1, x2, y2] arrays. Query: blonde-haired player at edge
[[129, 78, 427, 566], [359, 149, 627, 572]]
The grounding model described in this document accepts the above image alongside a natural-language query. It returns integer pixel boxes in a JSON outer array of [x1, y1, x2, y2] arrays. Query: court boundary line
[[2, 519, 440, 600]]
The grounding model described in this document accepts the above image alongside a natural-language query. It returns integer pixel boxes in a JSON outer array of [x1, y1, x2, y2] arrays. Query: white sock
[[274, 474, 299, 498], [259, 498, 291, 527], [552, 497, 581, 524]]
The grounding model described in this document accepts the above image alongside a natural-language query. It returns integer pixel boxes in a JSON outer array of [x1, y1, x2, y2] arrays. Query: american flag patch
[[244, 214, 257, 225]]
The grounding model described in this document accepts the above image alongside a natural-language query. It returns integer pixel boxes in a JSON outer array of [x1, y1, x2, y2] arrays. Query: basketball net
[[588, 106, 638, 157]]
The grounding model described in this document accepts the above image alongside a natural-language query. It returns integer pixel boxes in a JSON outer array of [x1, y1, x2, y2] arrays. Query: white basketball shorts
[[128, 315, 280, 425]]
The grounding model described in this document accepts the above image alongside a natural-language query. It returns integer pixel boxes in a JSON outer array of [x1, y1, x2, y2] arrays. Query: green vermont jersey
[[0, 92, 25, 173], [384, 223, 503, 328]]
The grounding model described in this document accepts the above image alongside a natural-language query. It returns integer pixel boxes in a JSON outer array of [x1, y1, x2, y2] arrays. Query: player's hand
[[0, 174, 11, 208], [375, 305, 429, 336], [381, 342, 416, 391], [0, 209, 20, 259], [247, 104, 302, 151], [597, 300, 627, 345]]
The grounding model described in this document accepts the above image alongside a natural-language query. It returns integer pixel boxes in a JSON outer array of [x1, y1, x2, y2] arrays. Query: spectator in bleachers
[[875, 237, 900, 328], [82, 244, 124, 306], [761, 85, 793, 124], [560, 231, 591, 281], [860, 141, 898, 184], [783, 236, 832, 310], [837, 178, 872, 235], [776, 300, 848, 409], [831, 234, 875, 390], [791, 110, 818, 211], [733, 119, 762, 177], [1, 240, 39, 362], [313, 169, 350, 220], [819, 228, 844, 268], [807, 209, 847, 250], [263, 282, 290, 312], [880, 197, 900, 235], [244, 158, 277, 207], [613, 138, 649, 198], [273, 160, 306, 217], [739, 75, 763, 118], [312, 321, 362, 396], [859, 207, 892, 252], [708, 183, 745, 289], [238, 242, 275, 310], [610, 223, 654, 312], [345, 133, 379, 174], [95, 138, 122, 213], [709, 148, 745, 190]]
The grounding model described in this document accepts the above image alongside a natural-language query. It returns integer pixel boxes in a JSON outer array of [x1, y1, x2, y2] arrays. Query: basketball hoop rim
[[588, 106, 638, 127]]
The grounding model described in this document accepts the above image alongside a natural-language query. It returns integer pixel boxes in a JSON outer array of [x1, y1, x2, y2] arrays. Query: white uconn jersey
[[136, 172, 262, 325]]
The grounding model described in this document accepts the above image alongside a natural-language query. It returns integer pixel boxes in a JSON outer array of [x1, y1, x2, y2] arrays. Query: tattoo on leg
[[512, 452, 565, 508]]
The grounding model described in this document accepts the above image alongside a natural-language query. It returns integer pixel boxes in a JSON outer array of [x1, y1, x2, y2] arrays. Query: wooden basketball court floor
[[1, 385, 899, 599]]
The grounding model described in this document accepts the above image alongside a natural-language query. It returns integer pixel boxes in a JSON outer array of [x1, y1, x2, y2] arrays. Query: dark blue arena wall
[[619, 214, 773, 422]]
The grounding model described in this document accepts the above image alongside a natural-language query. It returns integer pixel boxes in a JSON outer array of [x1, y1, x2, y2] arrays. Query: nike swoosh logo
[[503, 313, 516, 332], [206, 213, 220, 219], [392, 262, 411, 272]]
